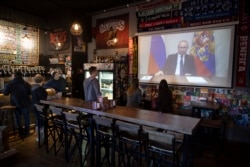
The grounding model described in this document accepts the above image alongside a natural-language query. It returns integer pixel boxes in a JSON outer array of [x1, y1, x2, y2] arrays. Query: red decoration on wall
[[95, 13, 129, 49], [236, 0, 250, 87], [49, 29, 70, 51]]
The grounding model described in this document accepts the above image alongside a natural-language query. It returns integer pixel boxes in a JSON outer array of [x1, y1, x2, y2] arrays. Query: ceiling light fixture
[[70, 22, 83, 36]]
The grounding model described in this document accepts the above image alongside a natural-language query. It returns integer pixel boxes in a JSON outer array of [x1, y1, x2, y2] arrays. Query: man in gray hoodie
[[83, 66, 102, 101]]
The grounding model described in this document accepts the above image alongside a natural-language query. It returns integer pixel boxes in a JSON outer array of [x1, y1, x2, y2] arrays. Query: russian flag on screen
[[190, 31, 215, 77], [147, 35, 167, 74]]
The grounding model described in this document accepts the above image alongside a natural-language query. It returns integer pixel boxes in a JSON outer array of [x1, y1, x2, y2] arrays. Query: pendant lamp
[[70, 22, 83, 36]]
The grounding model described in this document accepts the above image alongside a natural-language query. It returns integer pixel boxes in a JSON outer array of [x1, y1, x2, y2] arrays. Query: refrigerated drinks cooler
[[84, 63, 114, 100]]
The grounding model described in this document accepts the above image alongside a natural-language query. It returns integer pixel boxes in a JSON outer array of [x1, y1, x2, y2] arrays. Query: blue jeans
[[32, 105, 45, 128], [15, 107, 30, 136]]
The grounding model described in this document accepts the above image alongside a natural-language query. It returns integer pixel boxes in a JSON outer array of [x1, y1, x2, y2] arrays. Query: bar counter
[[41, 97, 200, 135], [40, 97, 201, 166]]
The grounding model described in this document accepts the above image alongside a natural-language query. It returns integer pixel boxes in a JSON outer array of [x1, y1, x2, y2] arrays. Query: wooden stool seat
[[0, 105, 17, 137], [0, 105, 16, 110]]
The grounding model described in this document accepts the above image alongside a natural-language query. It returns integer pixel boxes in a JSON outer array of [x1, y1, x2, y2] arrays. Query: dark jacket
[[83, 76, 101, 101], [31, 84, 48, 105], [162, 53, 196, 75], [43, 77, 66, 93], [156, 88, 173, 113], [3, 77, 32, 108]]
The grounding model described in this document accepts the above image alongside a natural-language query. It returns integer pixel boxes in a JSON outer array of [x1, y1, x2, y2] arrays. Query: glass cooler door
[[99, 71, 114, 100]]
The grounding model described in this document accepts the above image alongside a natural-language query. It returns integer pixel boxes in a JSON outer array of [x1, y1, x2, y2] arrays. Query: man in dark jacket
[[43, 71, 67, 96], [155, 40, 196, 76], [4, 71, 32, 137]]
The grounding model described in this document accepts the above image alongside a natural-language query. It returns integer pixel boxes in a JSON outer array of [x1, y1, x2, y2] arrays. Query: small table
[[191, 101, 225, 153], [191, 101, 220, 118]]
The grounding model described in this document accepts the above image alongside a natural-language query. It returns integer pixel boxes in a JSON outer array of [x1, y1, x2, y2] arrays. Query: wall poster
[[95, 13, 129, 49], [72, 35, 86, 53], [0, 19, 39, 65], [49, 28, 70, 51]]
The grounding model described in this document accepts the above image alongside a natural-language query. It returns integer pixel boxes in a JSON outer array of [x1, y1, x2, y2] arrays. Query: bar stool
[[93, 115, 116, 167], [115, 120, 144, 167], [0, 105, 17, 137], [34, 104, 54, 153], [143, 128, 183, 167], [49, 106, 65, 155], [62, 111, 90, 167]]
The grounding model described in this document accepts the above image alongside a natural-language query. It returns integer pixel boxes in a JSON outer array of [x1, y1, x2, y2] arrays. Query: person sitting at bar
[[126, 79, 142, 108], [31, 74, 48, 141], [156, 79, 174, 113], [43, 71, 67, 96]]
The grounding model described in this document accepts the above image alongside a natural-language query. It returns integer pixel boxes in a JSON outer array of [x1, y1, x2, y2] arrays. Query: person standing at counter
[[3, 71, 32, 137], [43, 71, 67, 96], [83, 66, 102, 101], [156, 79, 173, 113], [126, 79, 142, 108]]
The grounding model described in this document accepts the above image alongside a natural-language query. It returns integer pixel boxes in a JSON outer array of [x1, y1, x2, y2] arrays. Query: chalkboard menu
[[0, 20, 39, 65]]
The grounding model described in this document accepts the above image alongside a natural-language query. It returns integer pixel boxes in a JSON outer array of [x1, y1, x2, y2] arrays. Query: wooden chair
[[62, 111, 90, 167], [115, 120, 144, 167], [49, 106, 65, 155], [34, 104, 54, 153], [93, 115, 116, 167], [144, 128, 183, 167], [0, 105, 16, 137]]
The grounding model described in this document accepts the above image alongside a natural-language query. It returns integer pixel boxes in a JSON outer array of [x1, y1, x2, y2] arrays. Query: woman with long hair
[[157, 79, 173, 113], [126, 79, 142, 108]]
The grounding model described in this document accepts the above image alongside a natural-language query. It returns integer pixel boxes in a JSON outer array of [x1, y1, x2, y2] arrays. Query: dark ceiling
[[0, 0, 146, 17]]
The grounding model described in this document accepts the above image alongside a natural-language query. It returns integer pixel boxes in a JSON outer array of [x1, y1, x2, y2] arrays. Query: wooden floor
[[1, 128, 250, 167]]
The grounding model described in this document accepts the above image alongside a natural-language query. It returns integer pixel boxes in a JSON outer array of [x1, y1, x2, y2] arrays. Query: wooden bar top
[[40, 97, 201, 135]]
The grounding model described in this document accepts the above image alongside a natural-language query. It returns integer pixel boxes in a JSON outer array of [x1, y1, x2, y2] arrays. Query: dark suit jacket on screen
[[162, 53, 196, 75]]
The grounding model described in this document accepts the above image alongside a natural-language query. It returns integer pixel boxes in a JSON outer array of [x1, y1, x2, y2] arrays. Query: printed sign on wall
[[49, 29, 70, 51], [136, 0, 181, 32], [95, 13, 129, 49]]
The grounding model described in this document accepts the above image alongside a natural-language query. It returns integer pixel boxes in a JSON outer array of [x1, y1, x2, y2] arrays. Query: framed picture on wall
[[73, 35, 86, 53], [95, 13, 129, 49]]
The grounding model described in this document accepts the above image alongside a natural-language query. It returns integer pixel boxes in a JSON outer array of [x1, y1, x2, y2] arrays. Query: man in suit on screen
[[155, 40, 196, 76]]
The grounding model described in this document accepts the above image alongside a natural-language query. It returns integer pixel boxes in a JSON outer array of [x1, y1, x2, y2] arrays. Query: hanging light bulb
[[113, 37, 118, 43], [70, 22, 83, 36]]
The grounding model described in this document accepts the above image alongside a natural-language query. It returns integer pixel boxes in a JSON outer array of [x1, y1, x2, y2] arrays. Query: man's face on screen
[[178, 41, 189, 55]]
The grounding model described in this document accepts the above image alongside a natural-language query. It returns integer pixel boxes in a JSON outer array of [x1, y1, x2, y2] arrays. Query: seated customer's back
[[126, 79, 142, 108]]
